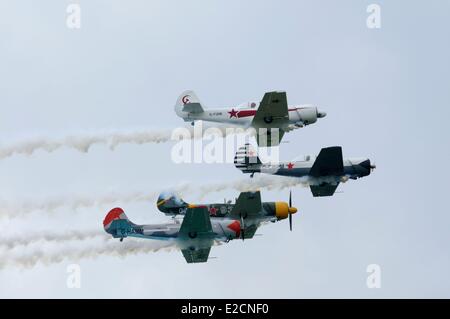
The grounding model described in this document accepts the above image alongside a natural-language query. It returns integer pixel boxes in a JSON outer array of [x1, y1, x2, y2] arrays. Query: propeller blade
[[289, 190, 292, 207], [240, 214, 245, 241], [289, 190, 293, 231]]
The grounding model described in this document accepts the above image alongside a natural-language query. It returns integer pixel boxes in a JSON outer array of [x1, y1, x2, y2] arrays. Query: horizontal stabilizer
[[234, 143, 261, 173], [175, 90, 205, 117], [182, 102, 204, 114]]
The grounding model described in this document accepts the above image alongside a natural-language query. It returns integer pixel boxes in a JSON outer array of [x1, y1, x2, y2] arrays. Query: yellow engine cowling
[[275, 202, 289, 219], [275, 202, 298, 219]]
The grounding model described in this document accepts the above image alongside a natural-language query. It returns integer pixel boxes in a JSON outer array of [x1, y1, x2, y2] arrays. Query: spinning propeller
[[288, 190, 298, 231], [370, 163, 377, 172]]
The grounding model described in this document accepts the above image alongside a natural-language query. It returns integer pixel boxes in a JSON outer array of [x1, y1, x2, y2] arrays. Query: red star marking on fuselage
[[209, 207, 218, 216], [228, 108, 238, 118], [287, 162, 294, 169]]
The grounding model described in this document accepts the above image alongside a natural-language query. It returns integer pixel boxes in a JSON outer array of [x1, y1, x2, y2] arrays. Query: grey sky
[[0, 0, 449, 298]]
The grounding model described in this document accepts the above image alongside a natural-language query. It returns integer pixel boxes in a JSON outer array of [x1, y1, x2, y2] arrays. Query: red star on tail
[[228, 109, 238, 118]]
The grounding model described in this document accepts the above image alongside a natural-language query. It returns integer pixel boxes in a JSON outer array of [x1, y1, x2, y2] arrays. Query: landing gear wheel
[[188, 231, 197, 239], [263, 116, 273, 124]]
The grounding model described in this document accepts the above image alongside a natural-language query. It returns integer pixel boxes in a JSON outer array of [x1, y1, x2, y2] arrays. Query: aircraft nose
[[288, 207, 298, 214], [317, 110, 327, 118], [359, 159, 372, 176]]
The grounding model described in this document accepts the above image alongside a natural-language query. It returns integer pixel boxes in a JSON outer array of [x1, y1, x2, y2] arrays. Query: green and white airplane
[[103, 191, 298, 263]]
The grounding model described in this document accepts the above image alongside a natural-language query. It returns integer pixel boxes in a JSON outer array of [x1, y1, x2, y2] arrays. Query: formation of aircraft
[[174, 90, 326, 146], [102, 90, 374, 263], [104, 191, 297, 263], [234, 144, 375, 197]]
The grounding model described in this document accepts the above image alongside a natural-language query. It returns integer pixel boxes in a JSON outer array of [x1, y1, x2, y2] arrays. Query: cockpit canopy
[[291, 154, 316, 162], [236, 102, 258, 109], [157, 191, 188, 215]]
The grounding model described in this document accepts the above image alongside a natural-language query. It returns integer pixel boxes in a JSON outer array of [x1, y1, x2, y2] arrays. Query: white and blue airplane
[[235, 144, 375, 197]]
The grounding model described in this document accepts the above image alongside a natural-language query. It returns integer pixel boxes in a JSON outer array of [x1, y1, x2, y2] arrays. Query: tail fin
[[234, 143, 262, 174], [103, 207, 135, 238], [175, 90, 205, 119]]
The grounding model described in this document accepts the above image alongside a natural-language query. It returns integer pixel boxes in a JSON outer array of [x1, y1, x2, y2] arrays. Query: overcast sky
[[0, 0, 449, 298]]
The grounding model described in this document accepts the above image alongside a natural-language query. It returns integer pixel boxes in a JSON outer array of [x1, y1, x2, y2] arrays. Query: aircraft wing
[[310, 183, 340, 197], [255, 129, 285, 147], [178, 207, 214, 263], [252, 92, 289, 146], [179, 207, 213, 238], [181, 247, 211, 264], [229, 191, 263, 219], [253, 92, 289, 124], [309, 146, 344, 177], [242, 224, 259, 239]]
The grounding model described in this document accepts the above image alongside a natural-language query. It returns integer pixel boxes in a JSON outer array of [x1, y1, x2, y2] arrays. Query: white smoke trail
[[0, 183, 192, 219], [194, 175, 307, 199], [0, 175, 320, 219], [190, 174, 349, 199], [0, 124, 250, 160], [0, 129, 173, 159], [0, 229, 107, 251], [0, 239, 178, 270], [0, 238, 225, 270]]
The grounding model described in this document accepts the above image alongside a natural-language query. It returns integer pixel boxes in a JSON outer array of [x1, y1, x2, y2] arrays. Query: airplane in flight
[[103, 191, 297, 263], [174, 90, 326, 146], [234, 144, 375, 197]]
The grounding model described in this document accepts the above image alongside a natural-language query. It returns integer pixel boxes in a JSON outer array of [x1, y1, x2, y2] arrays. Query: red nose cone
[[227, 220, 241, 238], [103, 207, 124, 227]]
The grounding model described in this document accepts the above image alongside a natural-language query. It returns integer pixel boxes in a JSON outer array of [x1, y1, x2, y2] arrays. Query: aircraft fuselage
[[260, 157, 372, 181], [110, 218, 241, 243], [180, 105, 321, 130]]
